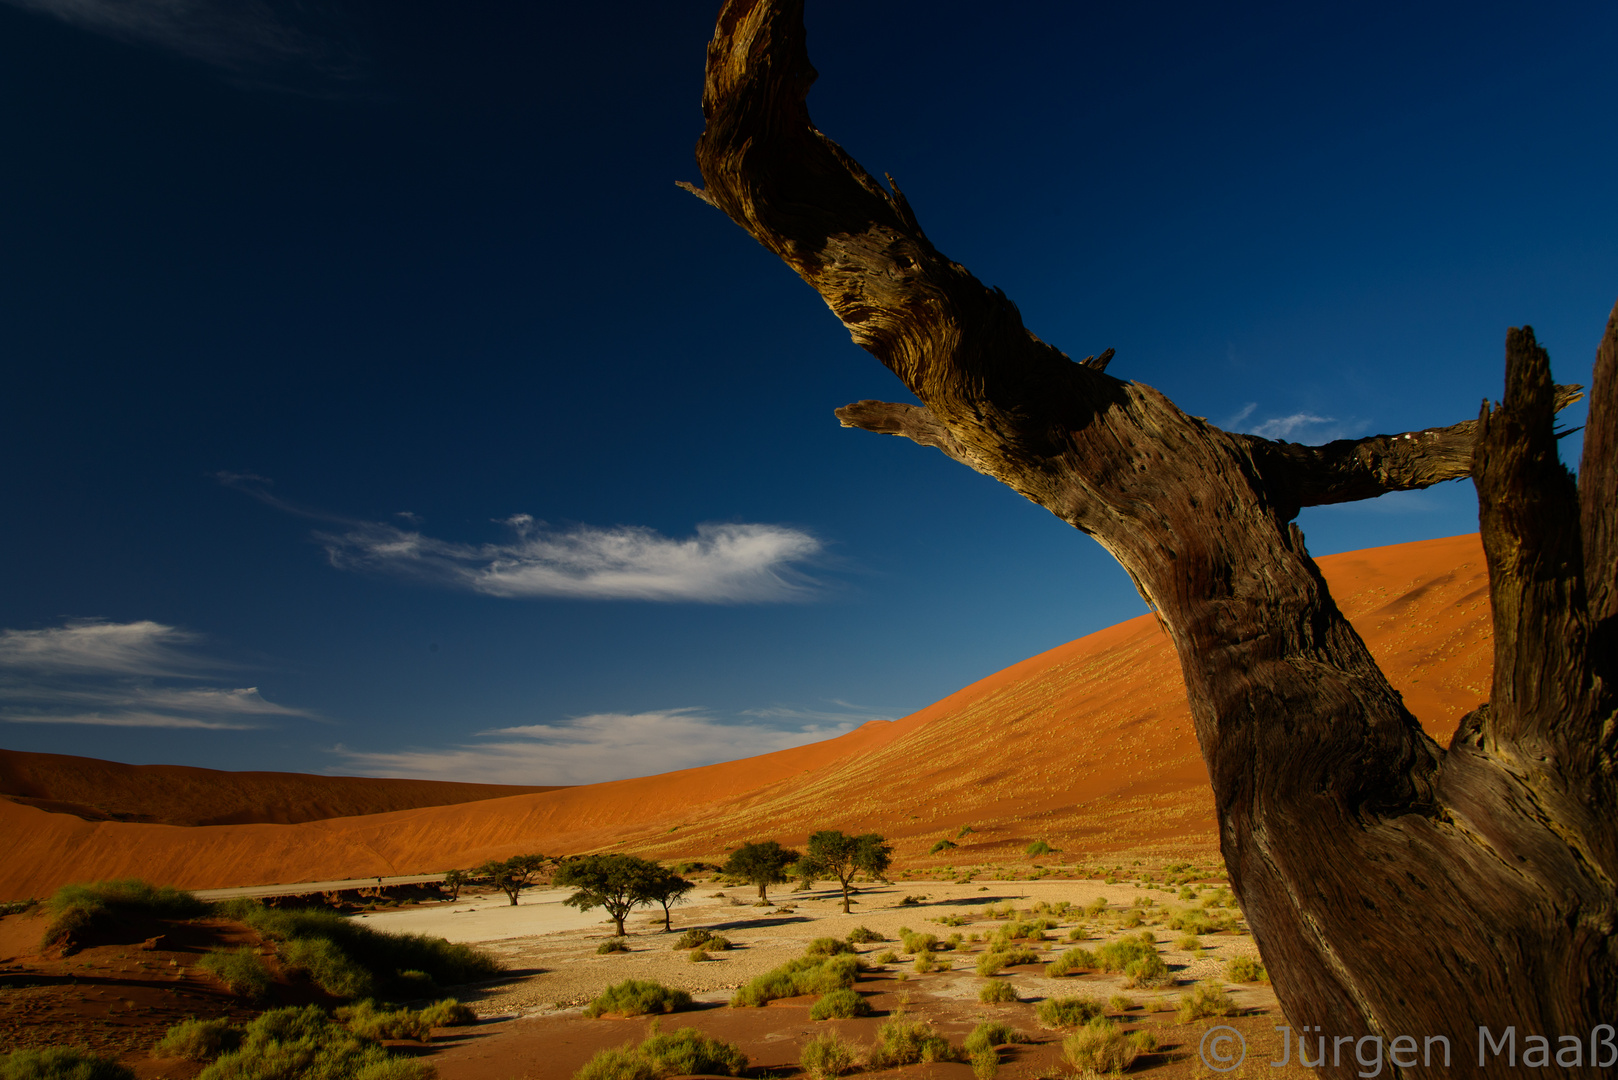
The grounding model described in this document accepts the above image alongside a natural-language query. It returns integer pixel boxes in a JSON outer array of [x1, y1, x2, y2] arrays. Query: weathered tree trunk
[[681, 3, 1617, 1075]]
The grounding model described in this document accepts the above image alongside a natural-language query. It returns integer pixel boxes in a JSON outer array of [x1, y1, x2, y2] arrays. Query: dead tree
[[680, 3, 1616, 1075]]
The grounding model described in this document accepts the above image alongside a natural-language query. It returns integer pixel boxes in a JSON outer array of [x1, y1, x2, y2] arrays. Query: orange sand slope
[[0, 534, 1492, 900], [0, 750, 562, 826]]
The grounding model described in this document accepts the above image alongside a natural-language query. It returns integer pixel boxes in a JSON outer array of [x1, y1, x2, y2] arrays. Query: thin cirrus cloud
[[0, 619, 311, 730], [219, 475, 827, 604], [1225, 403, 1356, 443], [2, 0, 368, 88], [331, 707, 872, 787]]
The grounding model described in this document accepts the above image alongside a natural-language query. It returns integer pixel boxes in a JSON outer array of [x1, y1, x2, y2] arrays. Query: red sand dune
[[0, 750, 561, 826], [0, 534, 1493, 900]]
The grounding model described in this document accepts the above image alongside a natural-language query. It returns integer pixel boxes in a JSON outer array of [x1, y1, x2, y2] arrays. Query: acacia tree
[[643, 866, 696, 932], [723, 840, 801, 903], [681, 3, 1617, 1076], [555, 853, 663, 936], [474, 854, 550, 907], [806, 831, 892, 914]]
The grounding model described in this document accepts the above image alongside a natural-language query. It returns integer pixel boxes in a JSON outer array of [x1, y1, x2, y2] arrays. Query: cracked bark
[[683, 3, 1617, 1075]]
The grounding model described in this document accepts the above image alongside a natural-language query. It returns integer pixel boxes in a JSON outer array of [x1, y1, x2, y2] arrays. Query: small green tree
[[474, 854, 550, 907], [722, 840, 801, 903], [806, 831, 893, 914], [441, 869, 465, 902], [643, 867, 696, 932], [555, 854, 662, 935]]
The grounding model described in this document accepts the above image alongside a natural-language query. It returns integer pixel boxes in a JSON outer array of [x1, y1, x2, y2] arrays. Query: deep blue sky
[[2, 0, 1613, 784]]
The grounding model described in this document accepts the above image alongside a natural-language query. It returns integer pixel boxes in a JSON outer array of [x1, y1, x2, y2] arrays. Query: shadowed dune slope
[[0, 534, 1491, 899], [0, 750, 563, 826]]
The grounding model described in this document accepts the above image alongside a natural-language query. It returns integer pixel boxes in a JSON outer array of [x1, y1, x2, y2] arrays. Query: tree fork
[[685, 2, 1617, 1074]]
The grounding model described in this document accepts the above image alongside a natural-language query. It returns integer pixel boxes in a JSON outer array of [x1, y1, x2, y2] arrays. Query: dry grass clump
[[1226, 955, 1269, 983], [977, 980, 1018, 1004], [1035, 995, 1105, 1029], [1062, 1018, 1156, 1073], [575, 1026, 747, 1080], [799, 1031, 859, 1080], [867, 1017, 958, 1067], [1044, 947, 1097, 978], [152, 1018, 241, 1061], [1177, 982, 1239, 1023], [808, 988, 872, 1020], [198, 948, 272, 1000], [584, 980, 692, 1018]]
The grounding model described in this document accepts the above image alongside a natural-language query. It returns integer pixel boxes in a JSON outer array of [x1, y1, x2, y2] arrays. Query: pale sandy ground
[[397, 878, 1276, 1020]]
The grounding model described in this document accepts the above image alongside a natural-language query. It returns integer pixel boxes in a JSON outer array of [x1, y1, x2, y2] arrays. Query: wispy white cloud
[[219, 474, 827, 603], [0, 618, 309, 730], [1225, 404, 1359, 443], [319, 516, 823, 603], [332, 708, 858, 786], [2, 0, 367, 88]]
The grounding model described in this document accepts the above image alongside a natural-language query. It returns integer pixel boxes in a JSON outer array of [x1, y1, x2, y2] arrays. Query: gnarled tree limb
[[689, 3, 1618, 1074]]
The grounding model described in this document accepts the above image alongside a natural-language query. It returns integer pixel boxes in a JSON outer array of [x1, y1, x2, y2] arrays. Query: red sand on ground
[[0, 534, 1492, 900]]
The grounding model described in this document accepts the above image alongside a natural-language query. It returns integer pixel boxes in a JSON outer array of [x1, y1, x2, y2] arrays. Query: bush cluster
[[844, 926, 884, 944], [808, 988, 871, 1020], [1177, 982, 1239, 1023], [1061, 1018, 1155, 1073], [575, 1027, 747, 1080], [977, 980, 1017, 1004], [798, 1032, 858, 1080], [42, 880, 208, 948], [730, 954, 862, 1007], [1, 1048, 136, 1080], [1226, 956, 1269, 983], [1035, 996, 1105, 1029], [584, 980, 692, 1018], [194, 1005, 434, 1080], [199, 948, 273, 1000], [867, 1017, 958, 1068]]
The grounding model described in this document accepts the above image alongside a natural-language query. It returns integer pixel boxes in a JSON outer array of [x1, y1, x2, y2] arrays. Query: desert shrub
[[671, 928, 713, 950], [1226, 955, 1268, 983], [913, 952, 938, 973], [1119, 910, 1144, 928], [1177, 934, 1202, 951], [153, 1017, 242, 1061], [1108, 994, 1139, 1012], [871, 948, 898, 965], [42, 879, 208, 948], [597, 938, 629, 955], [867, 1017, 958, 1067], [845, 926, 883, 944], [0, 1048, 137, 1080], [0, 899, 38, 917], [809, 988, 871, 1020], [898, 930, 937, 954], [196, 1005, 431, 1080], [1178, 886, 1198, 901], [215, 902, 499, 1000], [1122, 952, 1171, 989], [975, 952, 1006, 977], [805, 937, 854, 957], [994, 946, 1039, 968], [1084, 897, 1108, 917], [963, 1021, 1024, 1057], [1044, 948, 1097, 978], [1065, 926, 1087, 942], [639, 1028, 747, 1077], [1035, 996, 1104, 1029], [897, 895, 926, 906], [798, 1031, 858, 1080], [994, 919, 1053, 943], [336, 1001, 434, 1043], [584, 980, 692, 1018], [688, 948, 710, 963], [199, 948, 272, 1000], [944, 932, 963, 950], [1025, 840, 1052, 856], [931, 912, 968, 927], [929, 839, 957, 855], [1093, 934, 1156, 973], [1061, 1018, 1154, 1073], [1177, 982, 1239, 1023], [574, 1045, 657, 1080], [977, 979, 1017, 1004], [576, 1028, 746, 1080], [1200, 888, 1235, 908], [731, 955, 861, 1007], [416, 1000, 475, 1027], [707, 935, 732, 951], [969, 1045, 997, 1080], [1167, 908, 1214, 935]]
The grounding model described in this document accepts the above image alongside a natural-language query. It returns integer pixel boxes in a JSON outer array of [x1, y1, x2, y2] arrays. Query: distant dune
[[0, 534, 1492, 900], [0, 751, 562, 826]]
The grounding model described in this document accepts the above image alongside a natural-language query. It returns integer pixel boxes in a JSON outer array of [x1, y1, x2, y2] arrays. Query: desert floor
[[409, 877, 1308, 1080]]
